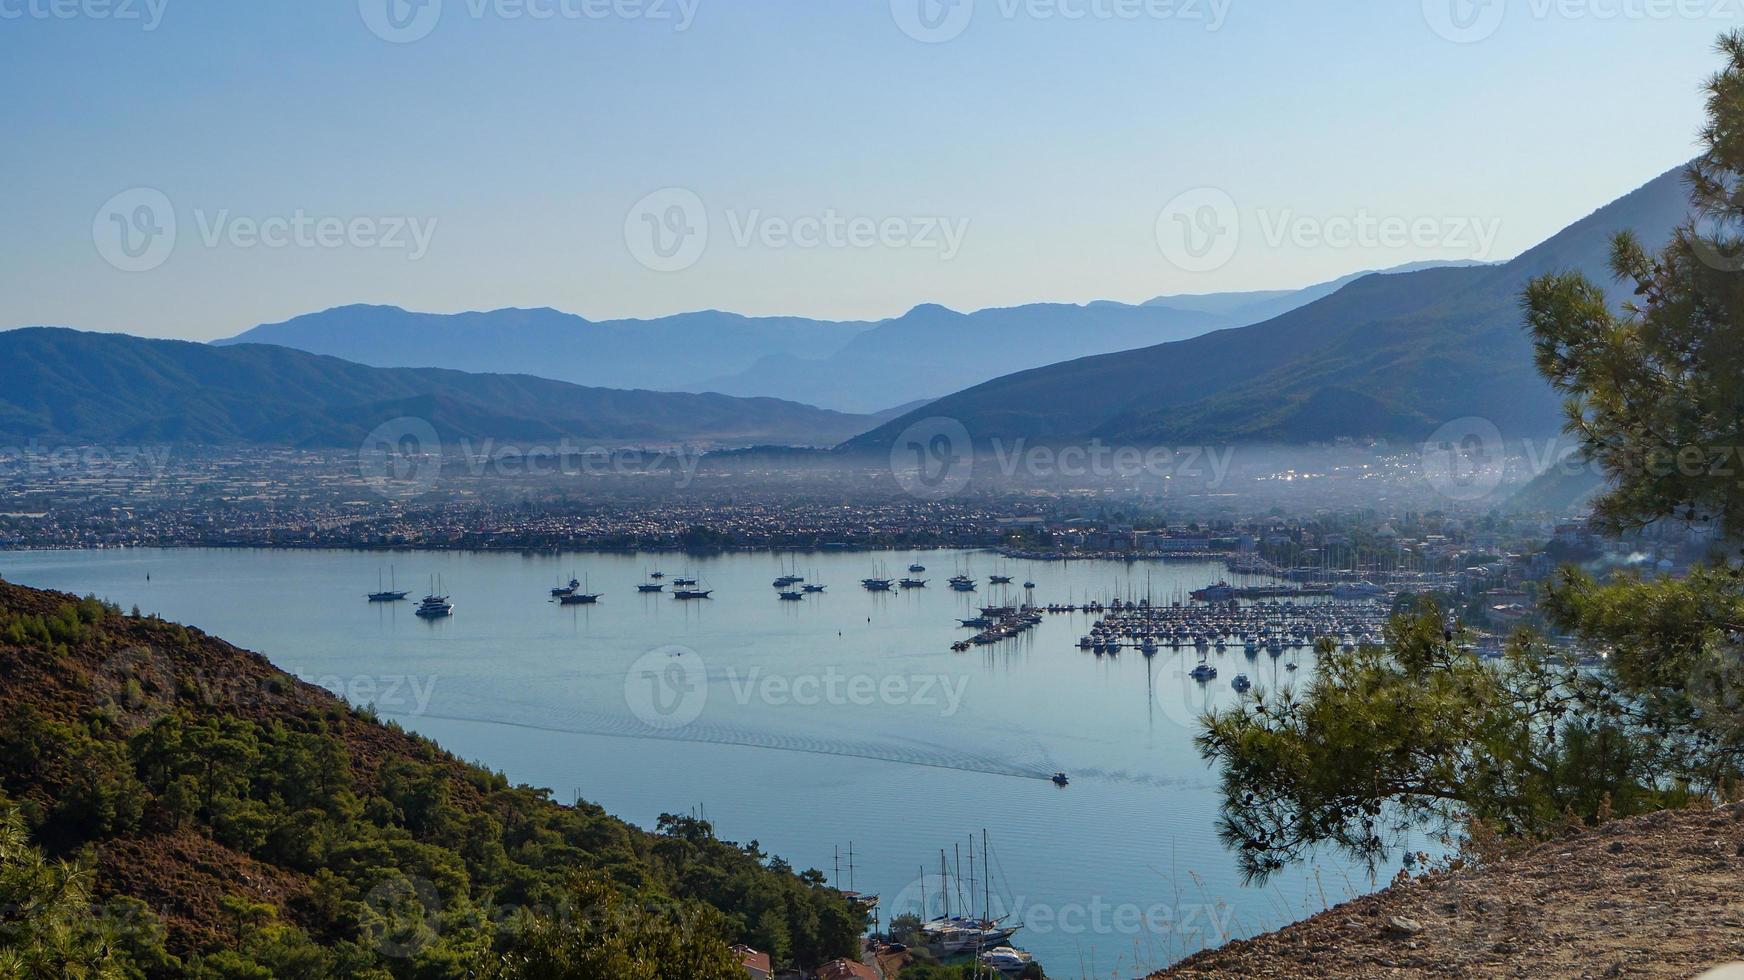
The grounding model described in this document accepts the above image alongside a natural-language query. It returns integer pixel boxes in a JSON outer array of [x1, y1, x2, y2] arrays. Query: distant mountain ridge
[[215, 263, 1473, 414], [844, 166, 1691, 451], [0, 328, 884, 448], [219, 305, 869, 394]]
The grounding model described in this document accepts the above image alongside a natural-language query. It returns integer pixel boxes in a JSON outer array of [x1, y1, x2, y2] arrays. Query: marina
[[0, 546, 1411, 976]]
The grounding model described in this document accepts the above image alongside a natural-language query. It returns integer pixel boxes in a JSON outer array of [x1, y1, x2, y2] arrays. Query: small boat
[[637, 582, 665, 593], [989, 575, 1013, 585], [900, 578, 928, 589], [802, 583, 827, 593], [773, 575, 802, 588], [979, 946, 1036, 974], [415, 593, 453, 618], [674, 577, 698, 587], [862, 578, 894, 592], [1232, 674, 1252, 692], [1051, 772, 1069, 786], [778, 590, 804, 601], [1285, 662, 1299, 671], [367, 566, 409, 602], [673, 588, 713, 600], [558, 592, 601, 605], [1023, 581, 1036, 589], [649, 571, 665, 579], [908, 563, 927, 573], [551, 577, 580, 597], [950, 579, 977, 592], [1190, 663, 1218, 682]]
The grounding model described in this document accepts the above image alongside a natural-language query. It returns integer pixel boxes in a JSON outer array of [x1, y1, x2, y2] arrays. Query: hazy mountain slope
[[0, 328, 880, 447], [687, 301, 1233, 412], [844, 166, 1690, 450], [218, 268, 1458, 415], [219, 305, 872, 392], [701, 261, 1495, 413], [1144, 259, 1491, 324]]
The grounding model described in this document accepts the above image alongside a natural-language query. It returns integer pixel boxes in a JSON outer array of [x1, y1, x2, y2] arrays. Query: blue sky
[[0, 0, 1729, 338]]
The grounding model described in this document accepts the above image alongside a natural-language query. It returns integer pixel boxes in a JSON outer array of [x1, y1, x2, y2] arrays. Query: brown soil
[[1155, 805, 1744, 979]]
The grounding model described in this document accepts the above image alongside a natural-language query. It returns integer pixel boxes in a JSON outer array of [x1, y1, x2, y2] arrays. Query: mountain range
[[845, 166, 1690, 452], [0, 328, 885, 448], [217, 263, 1471, 415]]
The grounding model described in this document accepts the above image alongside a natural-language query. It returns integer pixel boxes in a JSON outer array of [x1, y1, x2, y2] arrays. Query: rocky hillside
[[1157, 805, 1744, 978], [0, 577, 860, 975]]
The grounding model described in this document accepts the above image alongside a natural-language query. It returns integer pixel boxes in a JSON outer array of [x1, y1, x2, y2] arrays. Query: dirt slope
[[1156, 805, 1744, 979]]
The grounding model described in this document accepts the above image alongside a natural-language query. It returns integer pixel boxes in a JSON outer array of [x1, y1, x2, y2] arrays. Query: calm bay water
[[0, 547, 1404, 977]]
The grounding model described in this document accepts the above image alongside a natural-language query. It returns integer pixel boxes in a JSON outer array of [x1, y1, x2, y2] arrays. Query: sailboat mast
[[954, 843, 962, 915], [983, 829, 991, 926]]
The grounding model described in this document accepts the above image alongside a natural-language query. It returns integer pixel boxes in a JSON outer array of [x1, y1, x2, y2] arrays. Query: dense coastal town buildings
[[2, 446, 1712, 611]]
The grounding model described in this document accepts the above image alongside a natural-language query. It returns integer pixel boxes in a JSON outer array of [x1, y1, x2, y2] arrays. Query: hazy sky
[[0, 0, 1728, 339]]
